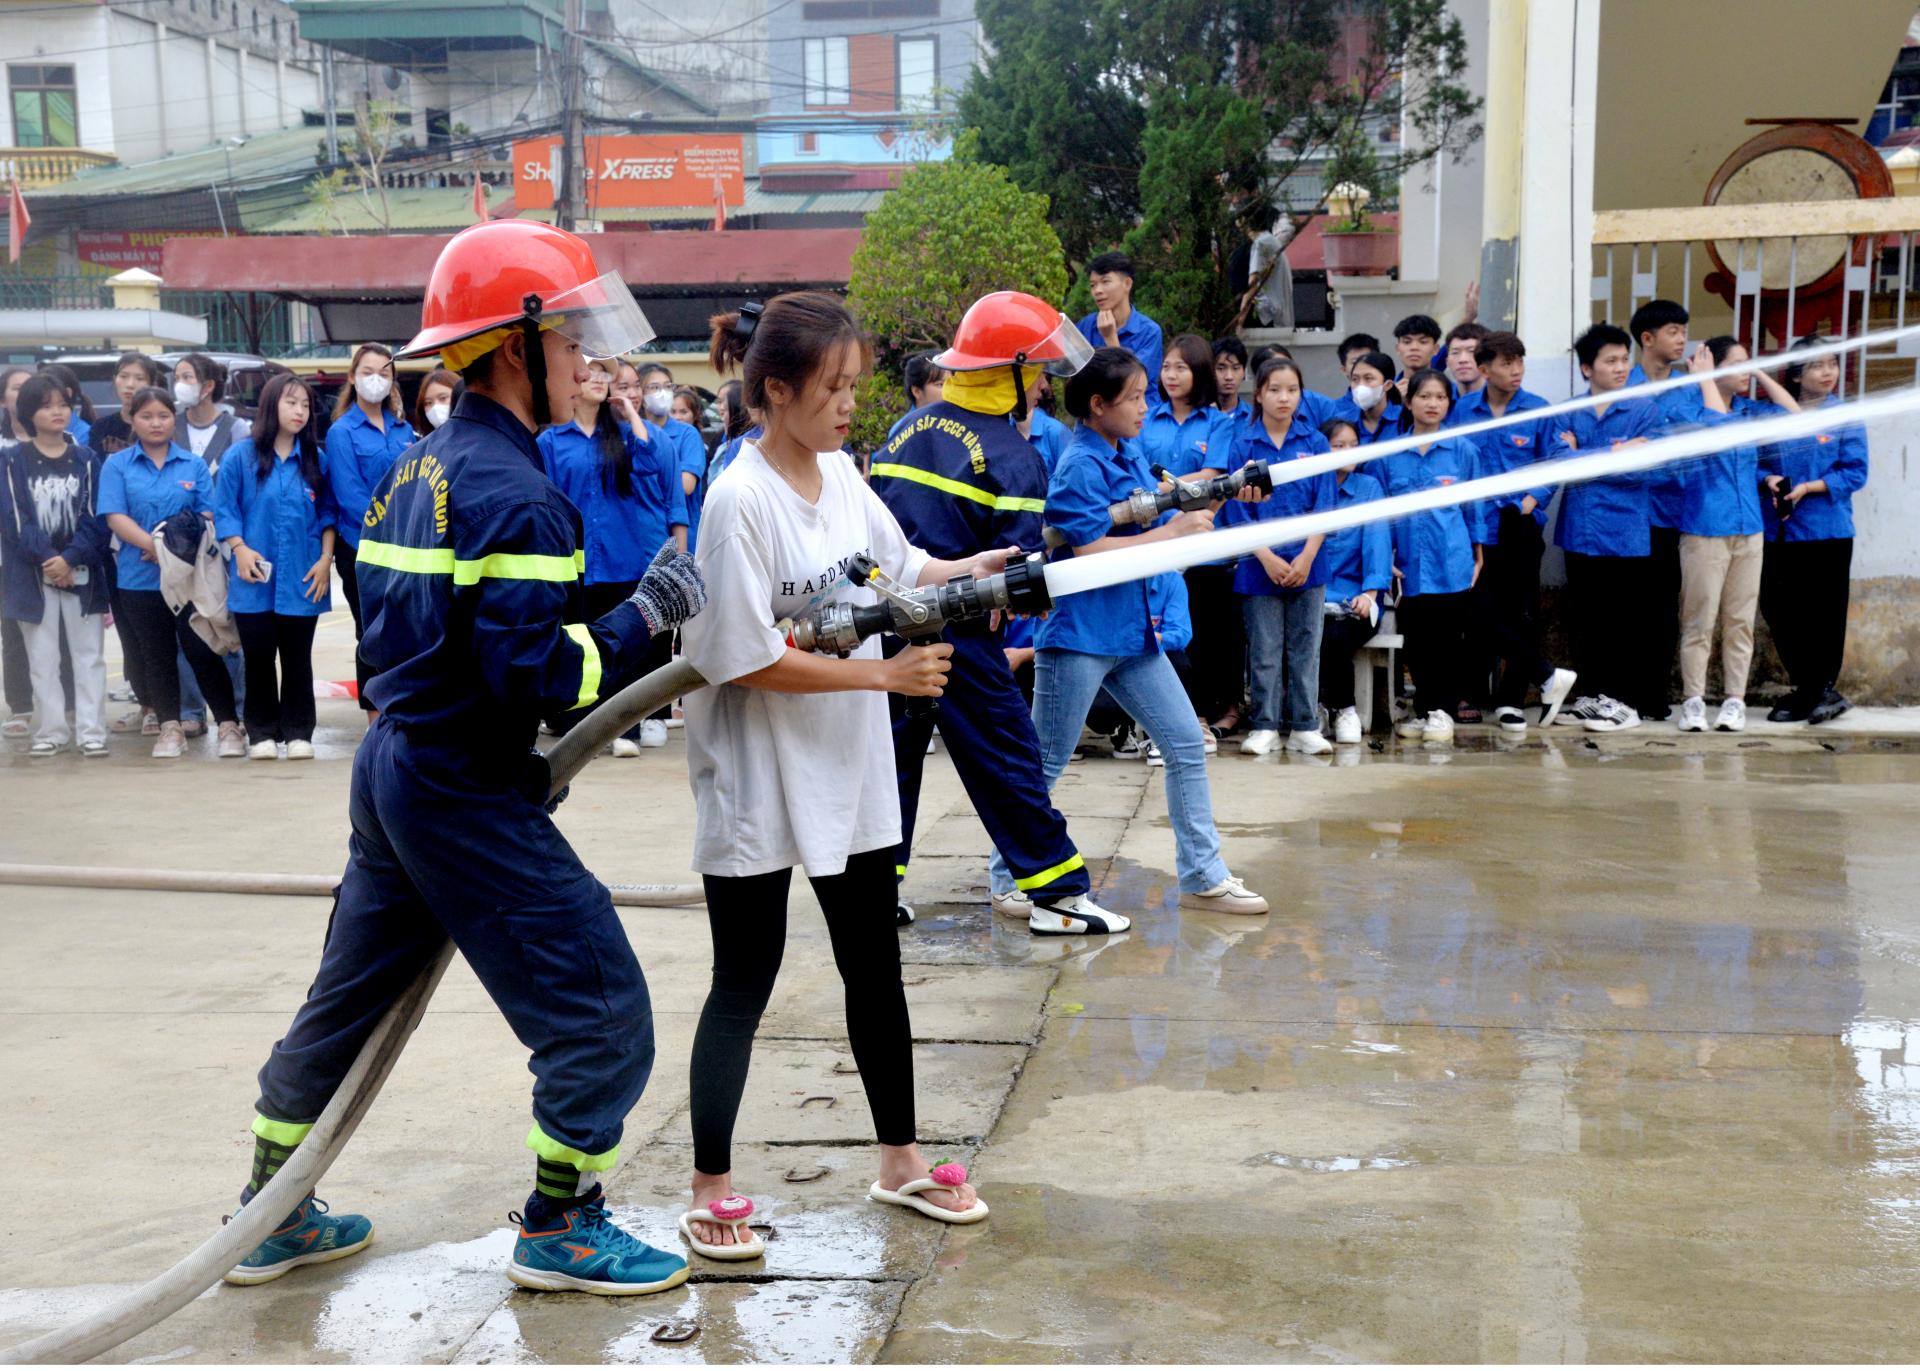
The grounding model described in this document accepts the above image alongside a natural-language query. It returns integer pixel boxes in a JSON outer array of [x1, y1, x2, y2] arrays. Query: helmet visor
[[541, 270, 656, 360], [1032, 312, 1096, 377]]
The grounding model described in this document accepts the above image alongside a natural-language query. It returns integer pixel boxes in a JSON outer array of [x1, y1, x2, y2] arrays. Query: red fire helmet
[[934, 291, 1094, 376]]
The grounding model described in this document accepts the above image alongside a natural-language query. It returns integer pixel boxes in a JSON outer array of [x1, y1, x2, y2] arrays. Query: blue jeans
[[991, 647, 1230, 896], [1242, 586, 1325, 732], [179, 645, 245, 724]]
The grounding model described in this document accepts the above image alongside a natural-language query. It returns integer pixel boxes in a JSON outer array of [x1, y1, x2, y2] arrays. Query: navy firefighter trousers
[[255, 717, 653, 1165], [892, 624, 1089, 901]]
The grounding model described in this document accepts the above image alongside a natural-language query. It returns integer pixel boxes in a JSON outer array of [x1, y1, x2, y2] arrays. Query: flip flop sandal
[[676, 1196, 766, 1260], [868, 1163, 988, 1224]]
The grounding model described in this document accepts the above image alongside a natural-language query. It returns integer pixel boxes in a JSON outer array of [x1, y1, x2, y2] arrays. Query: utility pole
[[554, 0, 586, 231], [322, 49, 339, 164]]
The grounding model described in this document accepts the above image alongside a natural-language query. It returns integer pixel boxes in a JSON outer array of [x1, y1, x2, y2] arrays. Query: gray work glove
[[628, 544, 707, 635]]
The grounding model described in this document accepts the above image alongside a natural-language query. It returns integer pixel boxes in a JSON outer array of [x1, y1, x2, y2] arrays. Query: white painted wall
[[1857, 410, 1920, 580], [0, 7, 115, 153]]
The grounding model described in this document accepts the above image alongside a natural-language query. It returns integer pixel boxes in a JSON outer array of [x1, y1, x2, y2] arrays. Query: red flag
[[712, 175, 726, 232], [472, 172, 488, 223], [7, 175, 28, 265]]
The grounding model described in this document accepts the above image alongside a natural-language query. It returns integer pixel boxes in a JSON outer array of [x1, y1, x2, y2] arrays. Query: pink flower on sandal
[[929, 1163, 967, 1188], [709, 1195, 754, 1221]]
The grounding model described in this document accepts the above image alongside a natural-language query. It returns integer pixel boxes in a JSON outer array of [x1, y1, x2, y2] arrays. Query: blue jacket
[[324, 405, 417, 550], [538, 417, 686, 584], [1218, 416, 1336, 595], [1036, 426, 1163, 657], [1, 439, 109, 620], [871, 399, 1047, 563], [354, 392, 655, 741], [651, 418, 707, 554], [1675, 397, 1764, 538], [1628, 363, 1709, 530], [66, 413, 92, 446], [1295, 388, 1340, 432], [1447, 386, 1564, 541], [1025, 408, 1069, 475], [213, 441, 337, 616], [709, 427, 760, 485], [1553, 394, 1658, 558], [1323, 470, 1393, 604], [1331, 395, 1403, 444], [1076, 307, 1165, 403], [97, 442, 213, 592], [1140, 399, 1228, 476], [1372, 435, 1478, 597], [1149, 572, 1192, 652], [1753, 394, 1868, 542]]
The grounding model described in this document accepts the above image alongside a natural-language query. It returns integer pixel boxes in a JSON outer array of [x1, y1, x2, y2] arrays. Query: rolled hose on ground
[[0, 657, 710, 1365]]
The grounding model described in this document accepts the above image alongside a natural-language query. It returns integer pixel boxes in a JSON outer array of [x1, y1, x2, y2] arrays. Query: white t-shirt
[[185, 412, 251, 460], [681, 443, 931, 879]]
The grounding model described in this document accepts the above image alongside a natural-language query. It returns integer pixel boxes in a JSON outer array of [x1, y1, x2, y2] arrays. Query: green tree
[[847, 130, 1068, 452], [963, 0, 1481, 336]]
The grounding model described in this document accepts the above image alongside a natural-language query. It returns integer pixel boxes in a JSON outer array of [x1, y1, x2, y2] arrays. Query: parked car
[[51, 351, 287, 421]]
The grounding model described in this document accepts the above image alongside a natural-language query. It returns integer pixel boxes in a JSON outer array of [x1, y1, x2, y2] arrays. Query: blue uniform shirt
[[66, 413, 92, 446], [1140, 399, 1228, 476], [653, 417, 707, 553], [538, 417, 687, 584], [1295, 388, 1339, 432], [1554, 393, 1658, 557], [1753, 393, 1868, 542], [1372, 434, 1479, 597], [870, 399, 1047, 561], [1149, 572, 1192, 652], [97, 443, 212, 591], [1676, 396, 1764, 538], [1448, 386, 1564, 542], [1218, 416, 1336, 595], [1628, 362, 1707, 530], [1331, 395, 1403, 444], [1024, 408, 1070, 475], [1036, 426, 1162, 657], [324, 405, 417, 550], [1323, 470, 1393, 604], [213, 441, 337, 616], [354, 392, 654, 739], [1076, 307, 1165, 403]]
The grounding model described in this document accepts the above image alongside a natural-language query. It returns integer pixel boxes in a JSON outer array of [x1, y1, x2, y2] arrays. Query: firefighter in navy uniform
[[225, 221, 708, 1298], [870, 291, 1128, 937]]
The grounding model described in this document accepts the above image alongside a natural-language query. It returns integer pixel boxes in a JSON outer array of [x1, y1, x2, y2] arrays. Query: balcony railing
[[0, 147, 118, 190]]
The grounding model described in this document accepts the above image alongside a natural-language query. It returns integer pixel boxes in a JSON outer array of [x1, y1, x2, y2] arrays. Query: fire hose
[[1039, 458, 1273, 551], [8, 381, 1917, 1362]]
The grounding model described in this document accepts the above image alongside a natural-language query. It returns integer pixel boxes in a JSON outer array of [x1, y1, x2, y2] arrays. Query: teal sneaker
[[507, 1188, 690, 1296], [223, 1193, 374, 1285]]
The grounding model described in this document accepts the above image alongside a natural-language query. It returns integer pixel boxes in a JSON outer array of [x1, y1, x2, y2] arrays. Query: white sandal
[[868, 1163, 989, 1224], [676, 1196, 765, 1260]]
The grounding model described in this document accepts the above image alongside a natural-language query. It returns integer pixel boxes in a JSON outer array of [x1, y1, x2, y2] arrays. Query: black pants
[[1397, 591, 1472, 717], [1471, 508, 1551, 708], [1565, 551, 1663, 714], [1319, 614, 1376, 711], [235, 612, 319, 742], [335, 541, 374, 706], [1760, 536, 1853, 696], [107, 580, 148, 710], [691, 847, 912, 1176], [116, 589, 236, 724], [3, 615, 32, 714], [1183, 565, 1244, 720], [1646, 525, 1682, 712]]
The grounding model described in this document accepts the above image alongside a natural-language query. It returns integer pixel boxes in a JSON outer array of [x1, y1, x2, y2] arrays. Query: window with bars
[[9, 66, 77, 148], [804, 36, 850, 107]]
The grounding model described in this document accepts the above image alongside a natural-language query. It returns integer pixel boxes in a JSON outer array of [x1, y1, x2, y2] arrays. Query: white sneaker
[[612, 736, 641, 757], [1201, 731, 1217, 755], [1110, 726, 1143, 759], [1394, 716, 1425, 739], [1677, 696, 1707, 732], [1537, 668, 1578, 726], [285, 739, 315, 760], [1333, 707, 1361, 745], [1421, 710, 1454, 744], [1029, 893, 1130, 936], [1494, 705, 1527, 733], [1285, 729, 1333, 755], [639, 719, 668, 748], [1714, 698, 1746, 732], [1145, 740, 1164, 766], [1179, 876, 1269, 915], [1556, 695, 1602, 725], [247, 739, 278, 761], [990, 890, 1033, 920], [1583, 697, 1641, 732], [1240, 728, 1279, 755]]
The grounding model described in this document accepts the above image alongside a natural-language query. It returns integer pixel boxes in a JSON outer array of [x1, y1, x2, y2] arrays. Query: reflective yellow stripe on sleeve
[[563, 622, 602, 712], [355, 539, 456, 575], [453, 552, 583, 585], [870, 463, 1046, 513]]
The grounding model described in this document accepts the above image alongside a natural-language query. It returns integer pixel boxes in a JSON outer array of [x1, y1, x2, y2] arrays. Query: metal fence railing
[[0, 275, 290, 354]]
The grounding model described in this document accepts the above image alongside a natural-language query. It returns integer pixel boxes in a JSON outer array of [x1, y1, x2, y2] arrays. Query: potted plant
[[1320, 128, 1398, 277]]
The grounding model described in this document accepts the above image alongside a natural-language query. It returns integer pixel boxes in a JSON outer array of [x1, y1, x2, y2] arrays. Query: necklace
[[761, 444, 815, 495]]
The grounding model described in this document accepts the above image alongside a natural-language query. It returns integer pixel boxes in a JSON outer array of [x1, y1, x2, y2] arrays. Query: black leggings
[[1397, 591, 1472, 717], [1760, 536, 1853, 696], [691, 847, 912, 1176], [1183, 565, 1244, 720], [235, 612, 318, 742], [116, 589, 236, 724]]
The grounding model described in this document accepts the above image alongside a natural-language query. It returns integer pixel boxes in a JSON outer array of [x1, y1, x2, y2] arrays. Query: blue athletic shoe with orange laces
[[223, 1193, 374, 1285], [507, 1187, 689, 1295]]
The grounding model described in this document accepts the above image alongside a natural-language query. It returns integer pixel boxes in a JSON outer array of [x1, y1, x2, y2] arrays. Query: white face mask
[[1350, 382, 1384, 411], [173, 380, 203, 409], [355, 373, 393, 405], [425, 402, 452, 429], [643, 389, 674, 417]]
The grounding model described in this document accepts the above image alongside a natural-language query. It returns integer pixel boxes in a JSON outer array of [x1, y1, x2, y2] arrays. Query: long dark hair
[[709, 292, 871, 413], [1165, 333, 1219, 409], [410, 366, 462, 432], [253, 373, 327, 499], [1063, 346, 1147, 419], [0, 367, 31, 440], [1352, 350, 1403, 409], [575, 359, 631, 498], [40, 363, 95, 424], [1396, 367, 1453, 433], [1781, 334, 1835, 400], [332, 342, 401, 421], [718, 379, 749, 439]]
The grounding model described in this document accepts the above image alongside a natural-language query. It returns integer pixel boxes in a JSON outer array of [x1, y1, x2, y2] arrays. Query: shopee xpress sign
[[513, 136, 745, 209]]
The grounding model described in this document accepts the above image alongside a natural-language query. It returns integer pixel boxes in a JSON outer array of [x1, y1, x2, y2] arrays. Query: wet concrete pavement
[[5, 654, 1920, 1361]]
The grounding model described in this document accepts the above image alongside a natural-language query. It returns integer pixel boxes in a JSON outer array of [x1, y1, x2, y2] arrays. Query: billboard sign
[[513, 135, 746, 210], [77, 230, 232, 272]]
